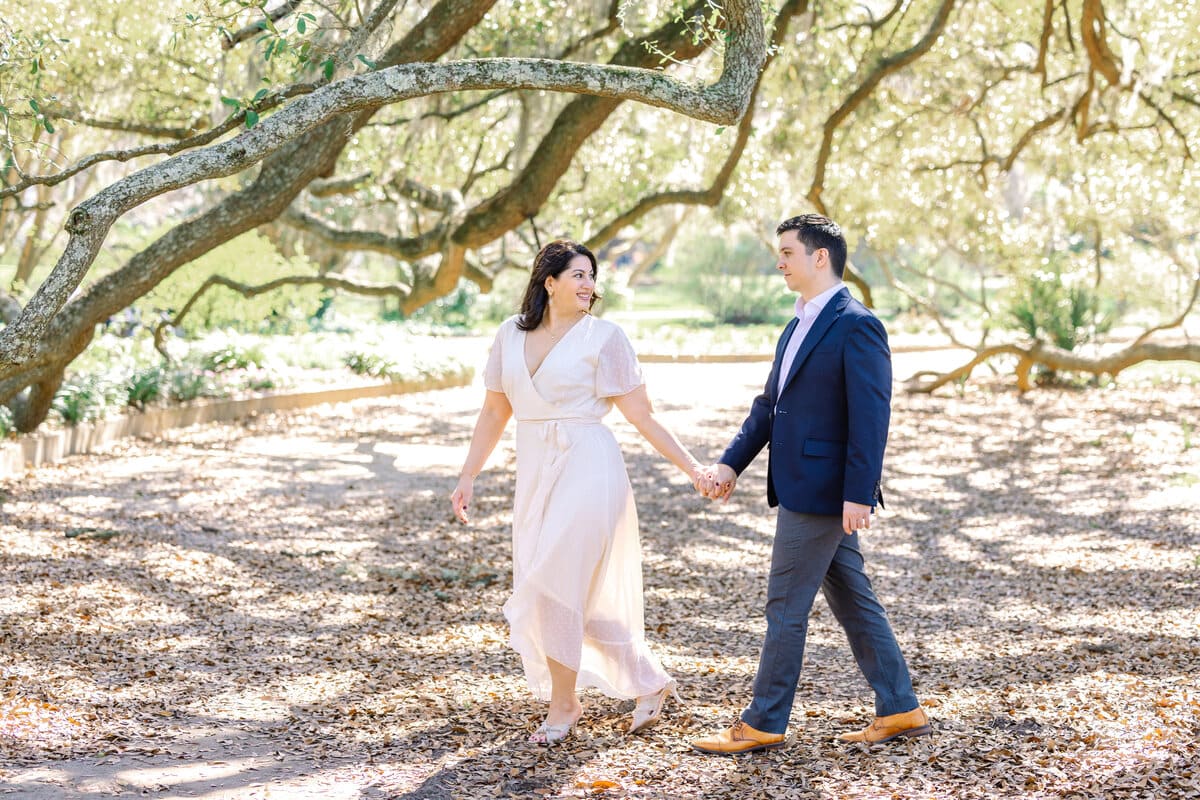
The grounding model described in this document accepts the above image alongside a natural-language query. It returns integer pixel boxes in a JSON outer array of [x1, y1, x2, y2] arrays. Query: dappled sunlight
[[3, 374, 1198, 798]]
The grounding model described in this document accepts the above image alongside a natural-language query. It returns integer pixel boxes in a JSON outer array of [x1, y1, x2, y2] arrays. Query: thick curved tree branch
[[0, 0, 497, 416], [450, 0, 764, 248], [1080, 0, 1122, 87], [905, 341, 1200, 394], [0, 0, 765, 371]]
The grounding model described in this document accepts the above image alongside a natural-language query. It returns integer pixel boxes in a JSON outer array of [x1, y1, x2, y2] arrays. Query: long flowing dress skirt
[[503, 419, 671, 700]]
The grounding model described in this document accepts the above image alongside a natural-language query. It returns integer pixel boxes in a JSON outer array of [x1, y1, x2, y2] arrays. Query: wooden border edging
[[637, 344, 967, 364], [0, 368, 473, 478], [639, 353, 774, 363]]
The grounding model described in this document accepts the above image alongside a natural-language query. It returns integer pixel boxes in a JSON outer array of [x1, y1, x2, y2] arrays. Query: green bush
[[169, 369, 222, 403], [127, 367, 165, 411], [677, 232, 791, 325], [53, 378, 111, 426], [199, 342, 266, 373], [0, 406, 13, 438], [1007, 270, 1116, 351], [344, 351, 394, 377]]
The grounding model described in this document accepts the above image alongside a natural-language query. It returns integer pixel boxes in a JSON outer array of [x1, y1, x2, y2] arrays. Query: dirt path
[[2, 363, 1198, 799]]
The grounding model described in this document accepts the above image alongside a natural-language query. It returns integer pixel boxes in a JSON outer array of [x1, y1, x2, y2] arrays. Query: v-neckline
[[523, 314, 586, 380]]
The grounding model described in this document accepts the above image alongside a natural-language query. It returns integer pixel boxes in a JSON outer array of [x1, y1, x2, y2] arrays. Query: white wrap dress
[[483, 314, 672, 700]]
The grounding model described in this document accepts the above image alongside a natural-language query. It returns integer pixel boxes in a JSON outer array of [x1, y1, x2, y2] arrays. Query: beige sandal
[[629, 681, 681, 734], [530, 710, 581, 745]]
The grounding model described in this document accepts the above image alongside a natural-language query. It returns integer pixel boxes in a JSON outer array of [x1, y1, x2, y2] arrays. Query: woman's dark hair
[[516, 240, 601, 331]]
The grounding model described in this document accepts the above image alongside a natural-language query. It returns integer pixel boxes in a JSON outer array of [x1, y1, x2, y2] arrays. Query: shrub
[[678, 232, 791, 325], [169, 369, 222, 403], [199, 343, 265, 373], [52, 378, 110, 426], [1007, 270, 1116, 351], [344, 351, 394, 377], [127, 367, 165, 411]]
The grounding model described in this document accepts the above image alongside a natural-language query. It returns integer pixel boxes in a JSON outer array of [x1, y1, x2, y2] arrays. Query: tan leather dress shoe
[[837, 707, 931, 743], [692, 720, 786, 754]]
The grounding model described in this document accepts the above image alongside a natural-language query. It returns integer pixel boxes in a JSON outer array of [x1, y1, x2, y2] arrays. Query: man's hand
[[842, 501, 873, 535], [699, 463, 737, 503]]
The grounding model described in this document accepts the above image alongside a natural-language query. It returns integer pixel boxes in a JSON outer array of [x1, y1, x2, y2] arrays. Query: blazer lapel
[[777, 287, 851, 400]]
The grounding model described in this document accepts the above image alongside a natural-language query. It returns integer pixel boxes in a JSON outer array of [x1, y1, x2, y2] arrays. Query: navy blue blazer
[[719, 287, 891, 515]]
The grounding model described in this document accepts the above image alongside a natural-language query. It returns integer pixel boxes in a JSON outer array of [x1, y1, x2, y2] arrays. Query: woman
[[451, 240, 701, 744]]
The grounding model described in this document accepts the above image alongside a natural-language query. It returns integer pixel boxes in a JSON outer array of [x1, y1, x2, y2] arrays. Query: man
[[692, 214, 929, 755]]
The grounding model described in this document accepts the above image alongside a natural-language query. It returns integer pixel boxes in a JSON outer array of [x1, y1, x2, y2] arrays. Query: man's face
[[776, 230, 824, 296]]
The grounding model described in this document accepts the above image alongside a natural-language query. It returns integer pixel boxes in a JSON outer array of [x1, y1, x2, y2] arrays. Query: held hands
[[450, 474, 474, 524], [696, 463, 737, 503]]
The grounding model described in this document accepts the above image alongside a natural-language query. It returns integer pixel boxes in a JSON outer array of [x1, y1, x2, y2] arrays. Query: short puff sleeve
[[595, 325, 644, 398], [482, 324, 505, 392]]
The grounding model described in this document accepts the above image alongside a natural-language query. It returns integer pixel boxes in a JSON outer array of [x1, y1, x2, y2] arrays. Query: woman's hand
[[450, 475, 474, 524]]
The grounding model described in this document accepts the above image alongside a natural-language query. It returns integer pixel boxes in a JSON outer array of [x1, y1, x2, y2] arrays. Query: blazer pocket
[[803, 438, 845, 458]]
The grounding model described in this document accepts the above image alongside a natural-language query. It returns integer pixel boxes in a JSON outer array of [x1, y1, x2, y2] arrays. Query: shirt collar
[[794, 281, 845, 320]]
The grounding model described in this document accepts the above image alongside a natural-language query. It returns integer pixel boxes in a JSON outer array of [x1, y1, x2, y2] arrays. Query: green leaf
[[220, 96, 241, 108], [29, 98, 40, 113], [715, 127, 725, 135], [323, 58, 335, 80], [30, 58, 39, 75], [297, 18, 306, 34], [43, 118, 54, 134], [300, 12, 316, 21], [0, 104, 8, 120], [356, 54, 377, 70], [244, 109, 260, 128], [264, 40, 276, 60], [253, 88, 269, 102]]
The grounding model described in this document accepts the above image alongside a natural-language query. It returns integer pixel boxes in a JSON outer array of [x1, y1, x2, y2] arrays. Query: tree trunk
[[11, 370, 66, 433]]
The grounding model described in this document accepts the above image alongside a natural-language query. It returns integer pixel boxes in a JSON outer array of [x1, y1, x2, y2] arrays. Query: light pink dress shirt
[[777, 282, 845, 399]]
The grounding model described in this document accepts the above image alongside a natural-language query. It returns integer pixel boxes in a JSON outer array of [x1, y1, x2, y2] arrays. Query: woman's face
[[545, 254, 596, 315]]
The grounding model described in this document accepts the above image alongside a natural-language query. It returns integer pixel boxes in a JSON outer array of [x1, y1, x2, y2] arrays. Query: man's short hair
[[776, 214, 847, 278]]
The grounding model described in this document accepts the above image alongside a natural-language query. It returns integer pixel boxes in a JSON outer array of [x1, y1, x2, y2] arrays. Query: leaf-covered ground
[[2, 362, 1198, 799]]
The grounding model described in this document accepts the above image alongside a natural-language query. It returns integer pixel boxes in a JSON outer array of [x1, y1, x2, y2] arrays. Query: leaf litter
[[0, 363, 1197, 798]]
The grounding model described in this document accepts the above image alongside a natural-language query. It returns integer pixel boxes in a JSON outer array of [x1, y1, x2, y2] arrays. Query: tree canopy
[[1, 0, 1198, 432]]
